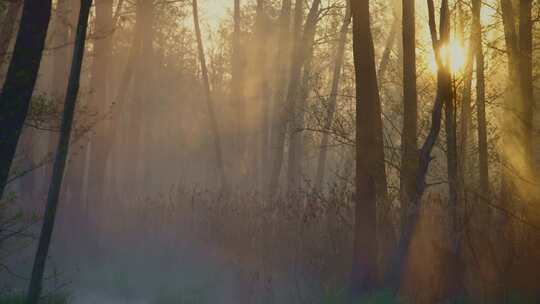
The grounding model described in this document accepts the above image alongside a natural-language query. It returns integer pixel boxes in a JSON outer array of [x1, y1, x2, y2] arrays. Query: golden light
[[441, 40, 467, 73], [427, 39, 467, 74]]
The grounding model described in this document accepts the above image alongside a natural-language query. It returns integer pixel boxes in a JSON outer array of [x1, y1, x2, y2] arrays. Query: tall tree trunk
[[51, 0, 71, 106], [87, 0, 114, 206], [444, 55, 459, 254], [399, 0, 418, 237], [517, 0, 533, 185], [389, 0, 450, 288], [192, 0, 228, 190], [255, 0, 272, 188], [0, 1, 22, 70], [350, 0, 381, 295], [287, 0, 320, 191], [314, 3, 350, 191], [47, 0, 72, 199], [25, 1, 91, 302], [231, 0, 245, 159], [498, 0, 533, 218], [499, 0, 521, 208], [266, 0, 291, 196], [104, 4, 142, 200], [124, 0, 153, 195], [0, 0, 52, 198], [457, 4, 474, 194], [472, 0, 488, 194], [268, 0, 304, 194]]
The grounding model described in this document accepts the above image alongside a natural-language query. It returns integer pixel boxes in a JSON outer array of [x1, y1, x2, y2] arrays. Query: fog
[[1, 0, 540, 302]]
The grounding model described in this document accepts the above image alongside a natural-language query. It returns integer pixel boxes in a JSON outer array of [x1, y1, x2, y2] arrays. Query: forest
[[0, 0, 539, 302]]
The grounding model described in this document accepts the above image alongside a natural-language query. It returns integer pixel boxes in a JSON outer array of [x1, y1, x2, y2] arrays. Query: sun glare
[[427, 39, 467, 74]]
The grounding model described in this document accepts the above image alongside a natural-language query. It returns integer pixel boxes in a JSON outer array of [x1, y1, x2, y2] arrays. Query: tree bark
[[25, 1, 91, 302], [0, 0, 52, 198], [350, 0, 381, 295], [192, 0, 228, 190]]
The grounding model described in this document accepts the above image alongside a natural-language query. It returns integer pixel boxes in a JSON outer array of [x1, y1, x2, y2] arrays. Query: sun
[[427, 39, 467, 74], [441, 40, 467, 72]]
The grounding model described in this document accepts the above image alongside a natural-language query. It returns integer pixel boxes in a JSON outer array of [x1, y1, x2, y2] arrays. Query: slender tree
[[314, 3, 351, 191], [287, 0, 321, 190], [443, 18, 458, 252], [399, 0, 418, 236], [378, 16, 399, 78], [389, 0, 451, 288], [25, 1, 92, 302], [87, 0, 114, 205], [192, 0, 228, 190], [266, 0, 291, 196], [231, 0, 246, 158], [48, 0, 72, 198], [0, 0, 52, 198], [472, 0, 488, 194], [457, 5, 474, 189], [498, 0, 534, 214], [518, 0, 533, 179], [51, 0, 71, 106], [255, 0, 272, 187]]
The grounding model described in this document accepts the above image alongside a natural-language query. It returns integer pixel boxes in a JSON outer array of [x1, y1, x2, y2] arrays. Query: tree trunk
[[445, 71, 459, 250], [255, 0, 272, 188], [25, 1, 91, 302], [517, 0, 533, 184], [314, 3, 350, 191], [0, 1, 22, 70], [472, 0, 488, 194], [47, 0, 72, 199], [499, 0, 520, 208], [399, 0, 418, 234], [51, 0, 71, 105], [287, 0, 320, 191], [350, 0, 381, 295], [268, 0, 304, 194], [192, 0, 228, 190], [87, 0, 114, 206], [0, 0, 52, 198], [457, 5, 474, 192], [378, 17, 398, 78], [231, 0, 245, 159], [266, 0, 291, 196], [389, 0, 450, 289], [104, 6, 142, 199], [123, 0, 153, 195], [498, 0, 533, 215]]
